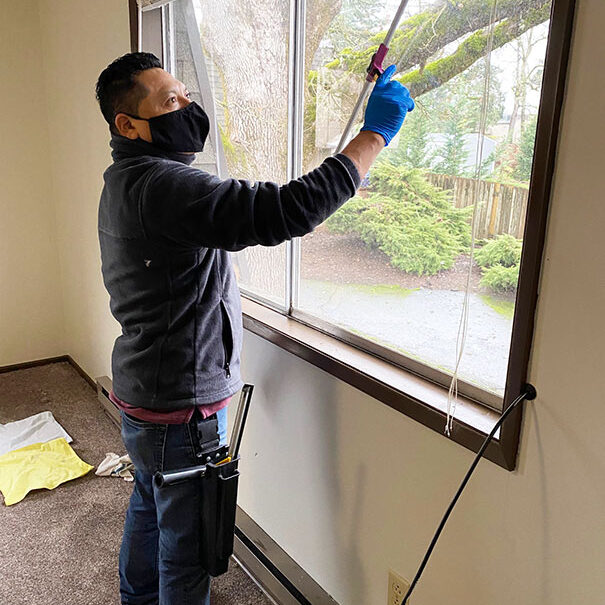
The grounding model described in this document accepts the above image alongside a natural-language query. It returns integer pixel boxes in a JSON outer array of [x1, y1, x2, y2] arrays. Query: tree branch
[[400, 4, 551, 98], [330, 0, 550, 76], [391, 0, 551, 73]]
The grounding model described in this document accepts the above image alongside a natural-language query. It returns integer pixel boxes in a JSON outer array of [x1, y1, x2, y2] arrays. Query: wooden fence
[[424, 173, 529, 240]]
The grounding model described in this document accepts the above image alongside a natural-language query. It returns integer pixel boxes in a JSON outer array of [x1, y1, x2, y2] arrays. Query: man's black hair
[[96, 52, 162, 135]]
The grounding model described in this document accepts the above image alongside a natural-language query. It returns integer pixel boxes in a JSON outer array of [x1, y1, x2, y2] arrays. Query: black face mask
[[127, 101, 210, 153]]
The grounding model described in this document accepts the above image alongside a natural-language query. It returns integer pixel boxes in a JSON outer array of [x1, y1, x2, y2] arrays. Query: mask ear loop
[[122, 102, 199, 123], [445, 0, 499, 436], [120, 112, 147, 121]]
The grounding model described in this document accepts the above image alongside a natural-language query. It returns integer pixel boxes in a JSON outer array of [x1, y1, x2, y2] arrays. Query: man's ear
[[114, 113, 140, 139]]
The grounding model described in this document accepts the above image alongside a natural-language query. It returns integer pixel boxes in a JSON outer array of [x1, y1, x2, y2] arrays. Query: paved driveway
[[298, 281, 513, 396]]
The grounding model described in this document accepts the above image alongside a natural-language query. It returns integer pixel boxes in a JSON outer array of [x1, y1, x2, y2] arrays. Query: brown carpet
[[0, 361, 274, 605]]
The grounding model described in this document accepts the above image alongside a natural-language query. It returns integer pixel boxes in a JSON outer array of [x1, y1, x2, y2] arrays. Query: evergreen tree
[[432, 118, 467, 176], [383, 108, 432, 169], [513, 115, 538, 182]]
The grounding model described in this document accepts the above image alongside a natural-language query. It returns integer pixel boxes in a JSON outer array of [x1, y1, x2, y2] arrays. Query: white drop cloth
[[0, 411, 72, 456]]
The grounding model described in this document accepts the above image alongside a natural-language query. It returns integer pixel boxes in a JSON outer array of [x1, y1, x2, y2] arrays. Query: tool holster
[[192, 410, 240, 576], [154, 385, 253, 577]]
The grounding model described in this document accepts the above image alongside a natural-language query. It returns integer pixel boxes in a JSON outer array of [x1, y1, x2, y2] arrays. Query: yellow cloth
[[0, 437, 93, 506]]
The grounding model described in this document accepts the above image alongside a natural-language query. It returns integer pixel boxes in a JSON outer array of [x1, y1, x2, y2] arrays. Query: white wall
[[235, 3, 605, 604], [7, 1, 604, 604], [0, 1, 65, 365], [36, 0, 128, 380]]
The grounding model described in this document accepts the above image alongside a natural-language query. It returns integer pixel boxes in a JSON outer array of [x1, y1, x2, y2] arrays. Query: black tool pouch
[[192, 413, 239, 576], [200, 456, 240, 576], [154, 385, 254, 578]]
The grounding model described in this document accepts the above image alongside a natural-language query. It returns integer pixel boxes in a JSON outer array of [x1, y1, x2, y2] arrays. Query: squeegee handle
[[154, 464, 206, 487], [335, 81, 373, 154], [334, 0, 411, 154]]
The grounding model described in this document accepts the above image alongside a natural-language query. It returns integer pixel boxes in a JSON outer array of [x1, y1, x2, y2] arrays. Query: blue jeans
[[119, 407, 228, 605]]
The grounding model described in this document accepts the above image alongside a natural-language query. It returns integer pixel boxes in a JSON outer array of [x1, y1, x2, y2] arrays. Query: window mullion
[[178, 0, 229, 179], [162, 3, 176, 76], [286, 0, 306, 314]]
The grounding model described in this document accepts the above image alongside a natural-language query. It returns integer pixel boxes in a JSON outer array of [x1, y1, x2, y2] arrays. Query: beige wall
[[0, 0, 127, 373], [37, 0, 128, 379], [0, 1, 65, 365], [4, 1, 604, 604]]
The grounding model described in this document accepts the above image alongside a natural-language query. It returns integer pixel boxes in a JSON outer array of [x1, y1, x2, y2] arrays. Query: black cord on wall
[[402, 384, 537, 604]]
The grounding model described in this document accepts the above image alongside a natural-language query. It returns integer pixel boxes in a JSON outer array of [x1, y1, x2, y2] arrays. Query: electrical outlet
[[388, 569, 411, 605]]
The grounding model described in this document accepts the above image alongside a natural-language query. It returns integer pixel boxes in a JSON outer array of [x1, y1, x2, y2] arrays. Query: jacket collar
[[110, 135, 196, 166]]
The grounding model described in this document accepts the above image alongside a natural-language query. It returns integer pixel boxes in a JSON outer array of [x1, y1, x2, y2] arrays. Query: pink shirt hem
[[109, 390, 230, 425]]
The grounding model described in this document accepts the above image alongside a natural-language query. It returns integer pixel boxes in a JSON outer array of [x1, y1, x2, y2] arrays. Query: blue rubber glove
[[360, 64, 415, 146]]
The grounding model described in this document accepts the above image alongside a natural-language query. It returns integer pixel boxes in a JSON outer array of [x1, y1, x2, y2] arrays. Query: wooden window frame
[[131, 0, 577, 470], [128, 0, 139, 52]]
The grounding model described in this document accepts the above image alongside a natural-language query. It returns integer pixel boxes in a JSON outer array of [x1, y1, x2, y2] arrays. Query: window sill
[[242, 296, 519, 470]]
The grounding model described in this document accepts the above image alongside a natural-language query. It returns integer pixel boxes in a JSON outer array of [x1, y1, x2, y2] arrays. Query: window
[[297, 1, 553, 408], [177, 0, 290, 306], [138, 0, 290, 307], [136, 0, 576, 469]]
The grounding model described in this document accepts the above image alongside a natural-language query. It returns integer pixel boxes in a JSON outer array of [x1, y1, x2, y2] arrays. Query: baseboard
[[0, 355, 70, 374], [234, 507, 339, 605], [96, 375, 121, 428], [65, 355, 96, 390], [0, 355, 97, 391]]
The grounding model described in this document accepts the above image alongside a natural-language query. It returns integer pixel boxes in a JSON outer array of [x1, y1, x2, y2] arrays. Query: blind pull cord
[[446, 0, 500, 436]]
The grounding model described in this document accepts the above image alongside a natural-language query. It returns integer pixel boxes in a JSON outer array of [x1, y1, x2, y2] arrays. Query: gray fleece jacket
[[98, 135, 360, 409]]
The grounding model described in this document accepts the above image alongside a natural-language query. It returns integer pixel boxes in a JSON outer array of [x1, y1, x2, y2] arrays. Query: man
[[96, 52, 413, 605]]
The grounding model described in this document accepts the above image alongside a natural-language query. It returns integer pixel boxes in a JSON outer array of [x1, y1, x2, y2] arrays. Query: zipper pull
[[225, 361, 231, 378]]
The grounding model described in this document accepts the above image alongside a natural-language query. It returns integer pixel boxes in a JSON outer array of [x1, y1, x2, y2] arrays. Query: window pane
[[299, 0, 553, 402], [176, 0, 290, 307]]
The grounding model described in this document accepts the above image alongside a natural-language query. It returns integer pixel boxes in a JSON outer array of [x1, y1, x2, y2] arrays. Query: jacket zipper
[[220, 300, 233, 378]]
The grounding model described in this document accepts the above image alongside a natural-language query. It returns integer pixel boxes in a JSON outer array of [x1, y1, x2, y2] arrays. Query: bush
[[474, 234, 522, 268], [325, 163, 472, 275], [325, 195, 371, 234], [480, 264, 520, 293]]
